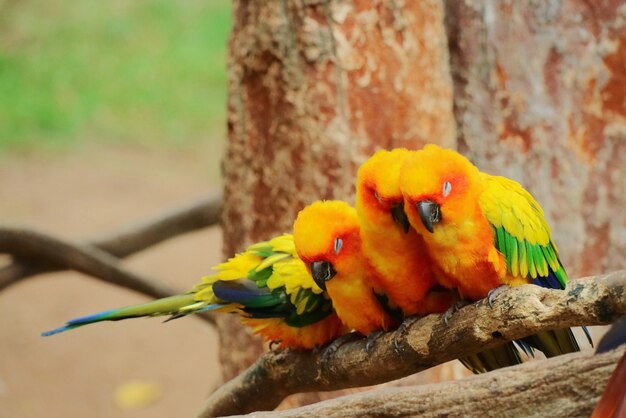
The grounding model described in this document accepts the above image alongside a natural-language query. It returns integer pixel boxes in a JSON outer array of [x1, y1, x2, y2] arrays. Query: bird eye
[[373, 190, 382, 203], [443, 181, 452, 197], [333, 237, 343, 254]]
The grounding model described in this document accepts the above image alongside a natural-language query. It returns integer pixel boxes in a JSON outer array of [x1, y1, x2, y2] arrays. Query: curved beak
[[390, 203, 410, 233], [309, 261, 336, 291], [417, 200, 441, 233]]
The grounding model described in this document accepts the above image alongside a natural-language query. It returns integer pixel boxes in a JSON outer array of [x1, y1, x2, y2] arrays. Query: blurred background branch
[[0, 193, 221, 292]]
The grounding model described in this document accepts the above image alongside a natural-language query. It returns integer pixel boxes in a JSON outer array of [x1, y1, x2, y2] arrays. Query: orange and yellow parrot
[[293, 200, 397, 337], [400, 144, 592, 356], [356, 148, 524, 373], [42, 233, 346, 349], [356, 148, 453, 317]]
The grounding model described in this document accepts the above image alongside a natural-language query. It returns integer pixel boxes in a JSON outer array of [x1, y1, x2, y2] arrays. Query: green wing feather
[[480, 173, 567, 288], [479, 173, 591, 355]]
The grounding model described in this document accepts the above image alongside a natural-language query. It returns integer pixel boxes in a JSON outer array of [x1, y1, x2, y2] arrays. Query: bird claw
[[268, 340, 282, 351], [319, 332, 361, 369], [442, 301, 470, 325], [487, 285, 510, 308], [365, 330, 384, 354], [393, 316, 420, 354]]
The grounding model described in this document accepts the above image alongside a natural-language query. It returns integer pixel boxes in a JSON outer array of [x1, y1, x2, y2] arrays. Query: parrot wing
[[480, 174, 566, 288], [480, 173, 592, 354]]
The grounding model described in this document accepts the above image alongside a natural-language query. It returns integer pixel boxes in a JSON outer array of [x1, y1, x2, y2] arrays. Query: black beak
[[310, 261, 336, 291], [390, 203, 410, 233], [417, 200, 440, 233]]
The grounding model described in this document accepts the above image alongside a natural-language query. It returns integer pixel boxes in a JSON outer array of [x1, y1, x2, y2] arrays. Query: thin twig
[[0, 193, 222, 291], [198, 271, 626, 417]]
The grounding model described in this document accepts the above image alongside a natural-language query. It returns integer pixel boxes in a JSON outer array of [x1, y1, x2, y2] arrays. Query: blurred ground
[[0, 143, 223, 418]]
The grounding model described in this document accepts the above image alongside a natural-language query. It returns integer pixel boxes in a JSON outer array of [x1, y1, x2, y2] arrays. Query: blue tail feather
[[41, 308, 119, 337]]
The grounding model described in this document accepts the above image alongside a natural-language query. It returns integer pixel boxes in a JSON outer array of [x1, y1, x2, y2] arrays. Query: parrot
[[400, 143, 592, 357], [591, 316, 626, 418], [42, 233, 346, 349], [293, 199, 397, 337], [355, 148, 525, 373]]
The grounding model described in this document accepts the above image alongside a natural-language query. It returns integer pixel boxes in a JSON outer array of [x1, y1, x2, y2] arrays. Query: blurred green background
[[0, 3, 231, 416], [0, 0, 231, 152]]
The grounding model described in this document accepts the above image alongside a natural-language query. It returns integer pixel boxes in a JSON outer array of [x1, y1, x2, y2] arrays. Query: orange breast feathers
[[293, 200, 397, 335], [399, 144, 510, 301], [356, 148, 445, 315]]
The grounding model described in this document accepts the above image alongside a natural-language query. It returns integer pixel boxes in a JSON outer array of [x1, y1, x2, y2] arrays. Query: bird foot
[[319, 331, 362, 369], [443, 301, 470, 325], [268, 340, 282, 351], [393, 316, 421, 354], [487, 285, 510, 308], [365, 330, 384, 354]]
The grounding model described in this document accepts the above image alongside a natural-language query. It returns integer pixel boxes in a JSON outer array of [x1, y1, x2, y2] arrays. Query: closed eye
[[443, 181, 452, 197], [333, 237, 343, 254]]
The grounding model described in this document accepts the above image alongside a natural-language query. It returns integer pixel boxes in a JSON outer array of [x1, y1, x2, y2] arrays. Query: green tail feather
[[42, 294, 199, 336], [459, 342, 524, 374], [522, 328, 580, 357]]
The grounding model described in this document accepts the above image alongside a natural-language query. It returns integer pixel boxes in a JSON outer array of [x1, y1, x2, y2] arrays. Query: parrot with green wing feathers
[[42, 233, 346, 349], [400, 144, 592, 357]]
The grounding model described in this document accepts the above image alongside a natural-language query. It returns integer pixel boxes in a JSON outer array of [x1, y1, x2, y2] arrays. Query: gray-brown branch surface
[[198, 271, 626, 417], [232, 347, 625, 418], [0, 193, 221, 291]]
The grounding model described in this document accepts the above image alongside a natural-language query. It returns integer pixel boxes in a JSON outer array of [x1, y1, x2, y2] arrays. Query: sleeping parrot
[[356, 148, 524, 373], [42, 232, 346, 349], [293, 199, 397, 337], [592, 316, 626, 418], [400, 143, 592, 357]]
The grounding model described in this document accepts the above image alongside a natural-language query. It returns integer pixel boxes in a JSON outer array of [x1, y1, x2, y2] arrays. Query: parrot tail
[[459, 342, 524, 374], [522, 328, 585, 357], [42, 294, 203, 336]]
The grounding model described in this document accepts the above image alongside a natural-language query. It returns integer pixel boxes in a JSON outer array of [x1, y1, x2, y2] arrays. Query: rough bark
[[231, 348, 625, 418], [446, 0, 626, 277], [220, 0, 456, 385], [198, 271, 626, 417]]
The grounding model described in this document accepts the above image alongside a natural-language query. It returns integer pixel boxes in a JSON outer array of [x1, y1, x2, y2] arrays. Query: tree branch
[[198, 271, 626, 417], [0, 193, 221, 291], [0, 225, 217, 326], [229, 347, 625, 418]]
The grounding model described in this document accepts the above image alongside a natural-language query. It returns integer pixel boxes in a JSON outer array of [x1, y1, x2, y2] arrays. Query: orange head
[[356, 148, 415, 233], [293, 200, 362, 292], [400, 144, 482, 236]]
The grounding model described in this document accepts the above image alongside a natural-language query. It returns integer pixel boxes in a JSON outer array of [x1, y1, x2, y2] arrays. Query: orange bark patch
[[601, 39, 626, 119]]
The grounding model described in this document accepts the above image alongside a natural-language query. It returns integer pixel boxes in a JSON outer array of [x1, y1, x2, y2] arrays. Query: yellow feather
[[255, 253, 291, 272]]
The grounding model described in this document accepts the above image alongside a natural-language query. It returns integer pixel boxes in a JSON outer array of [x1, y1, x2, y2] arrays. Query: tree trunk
[[445, 0, 626, 277], [219, 0, 455, 402]]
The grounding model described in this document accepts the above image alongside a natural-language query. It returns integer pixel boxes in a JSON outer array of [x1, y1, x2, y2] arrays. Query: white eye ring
[[373, 190, 382, 203], [333, 237, 343, 254], [443, 181, 452, 197]]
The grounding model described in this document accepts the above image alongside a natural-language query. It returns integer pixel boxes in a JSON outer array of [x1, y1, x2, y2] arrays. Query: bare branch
[[0, 193, 221, 291], [92, 192, 222, 258], [230, 348, 625, 418], [0, 226, 217, 326], [198, 271, 626, 417]]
